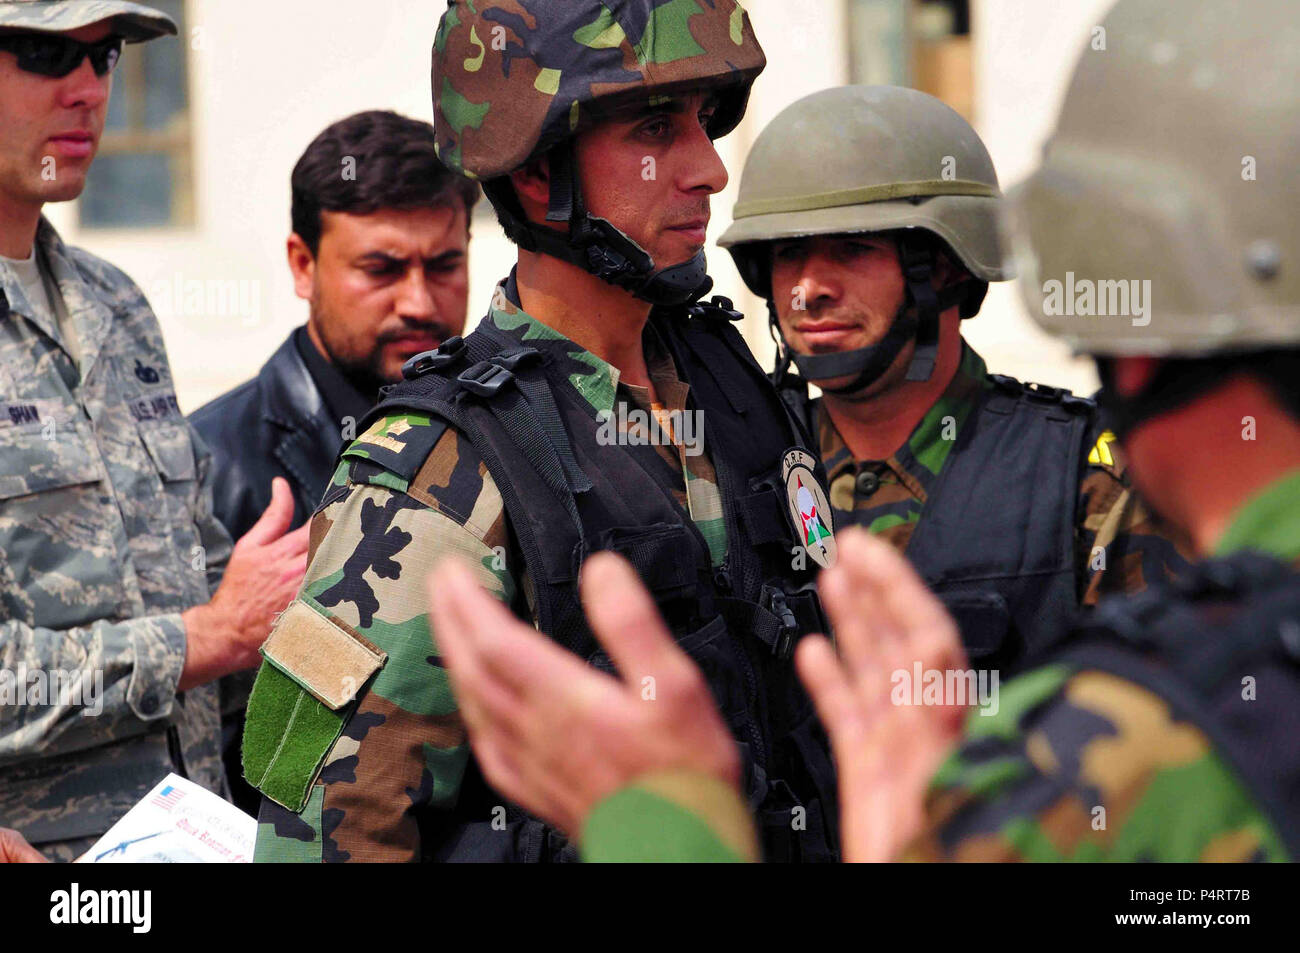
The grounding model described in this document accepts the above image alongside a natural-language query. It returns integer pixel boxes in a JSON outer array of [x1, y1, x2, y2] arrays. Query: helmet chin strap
[[485, 142, 714, 308], [772, 234, 969, 395]]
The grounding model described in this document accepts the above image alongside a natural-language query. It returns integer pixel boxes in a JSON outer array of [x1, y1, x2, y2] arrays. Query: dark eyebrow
[[623, 92, 722, 120], [355, 249, 465, 268], [356, 252, 404, 267]]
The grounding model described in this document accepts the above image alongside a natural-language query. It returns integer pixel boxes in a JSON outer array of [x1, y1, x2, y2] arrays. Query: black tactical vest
[[1048, 552, 1300, 861], [363, 299, 839, 862], [784, 375, 1097, 670]]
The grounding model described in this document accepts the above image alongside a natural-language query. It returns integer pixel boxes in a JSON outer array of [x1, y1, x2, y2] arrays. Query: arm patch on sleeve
[[241, 600, 388, 812], [262, 600, 386, 709]]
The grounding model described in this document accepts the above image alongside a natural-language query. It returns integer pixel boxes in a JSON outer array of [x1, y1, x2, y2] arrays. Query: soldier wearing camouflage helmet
[[718, 85, 1191, 670], [427, 0, 1300, 864], [241, 0, 842, 863], [0, 0, 308, 860]]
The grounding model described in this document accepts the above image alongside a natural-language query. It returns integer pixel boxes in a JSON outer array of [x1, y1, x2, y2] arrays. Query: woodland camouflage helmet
[[432, 0, 766, 306], [1008, 0, 1300, 430], [719, 85, 1008, 390]]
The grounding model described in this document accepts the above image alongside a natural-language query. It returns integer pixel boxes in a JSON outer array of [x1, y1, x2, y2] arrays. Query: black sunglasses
[[0, 31, 123, 79]]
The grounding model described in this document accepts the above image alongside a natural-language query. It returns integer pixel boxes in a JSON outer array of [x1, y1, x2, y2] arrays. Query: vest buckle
[[765, 587, 800, 661], [402, 335, 467, 380], [457, 359, 517, 397]]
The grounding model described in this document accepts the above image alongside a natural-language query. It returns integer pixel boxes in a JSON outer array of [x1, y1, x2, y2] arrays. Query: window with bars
[[79, 0, 194, 229]]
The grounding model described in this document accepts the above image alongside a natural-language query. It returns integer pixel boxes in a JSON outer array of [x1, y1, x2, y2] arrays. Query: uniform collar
[[820, 342, 989, 496], [1213, 467, 1300, 564], [484, 271, 651, 421], [1, 217, 115, 379]]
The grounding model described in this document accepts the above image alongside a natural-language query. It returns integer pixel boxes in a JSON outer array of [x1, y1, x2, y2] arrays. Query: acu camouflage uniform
[[0, 219, 231, 861]]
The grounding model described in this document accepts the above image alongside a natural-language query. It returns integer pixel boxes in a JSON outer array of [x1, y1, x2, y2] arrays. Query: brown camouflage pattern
[[431, 0, 765, 178], [252, 279, 729, 861]]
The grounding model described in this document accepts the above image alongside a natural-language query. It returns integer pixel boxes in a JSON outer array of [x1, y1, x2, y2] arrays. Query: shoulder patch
[[342, 412, 448, 484]]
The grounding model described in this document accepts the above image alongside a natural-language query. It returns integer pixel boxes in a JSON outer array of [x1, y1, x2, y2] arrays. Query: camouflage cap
[[1009, 0, 1300, 357], [0, 0, 177, 43], [432, 0, 766, 180]]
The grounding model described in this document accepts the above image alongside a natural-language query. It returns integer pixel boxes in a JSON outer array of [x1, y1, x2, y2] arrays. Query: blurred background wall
[[42, 0, 1118, 411]]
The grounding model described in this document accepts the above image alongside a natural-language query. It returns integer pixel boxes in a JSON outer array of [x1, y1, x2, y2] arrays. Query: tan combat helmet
[[720, 85, 1008, 388], [0, 0, 177, 42], [1008, 0, 1300, 359]]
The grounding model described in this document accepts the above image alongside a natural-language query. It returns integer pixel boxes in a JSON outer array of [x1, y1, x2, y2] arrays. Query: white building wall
[[43, 0, 1118, 411]]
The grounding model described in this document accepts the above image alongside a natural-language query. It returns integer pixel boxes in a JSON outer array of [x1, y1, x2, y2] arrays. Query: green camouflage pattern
[[576, 661, 1290, 863], [0, 0, 177, 42], [908, 664, 1288, 861], [431, 0, 765, 178], [250, 279, 730, 861], [0, 218, 231, 861], [817, 343, 1193, 601]]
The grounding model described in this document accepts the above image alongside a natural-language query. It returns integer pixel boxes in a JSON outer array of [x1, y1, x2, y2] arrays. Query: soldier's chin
[[39, 174, 88, 204]]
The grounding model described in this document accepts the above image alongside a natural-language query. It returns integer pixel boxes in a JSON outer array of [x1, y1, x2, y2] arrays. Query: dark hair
[[291, 110, 479, 255]]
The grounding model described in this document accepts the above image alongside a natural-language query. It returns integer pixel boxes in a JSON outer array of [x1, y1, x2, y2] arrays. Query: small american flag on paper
[[149, 784, 185, 812]]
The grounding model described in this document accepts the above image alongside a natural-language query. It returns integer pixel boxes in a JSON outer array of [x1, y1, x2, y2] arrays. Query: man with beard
[[192, 110, 478, 541], [190, 110, 477, 814]]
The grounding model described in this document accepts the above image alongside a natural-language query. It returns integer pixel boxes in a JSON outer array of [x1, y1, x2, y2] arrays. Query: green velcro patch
[[242, 661, 347, 812], [261, 600, 386, 710]]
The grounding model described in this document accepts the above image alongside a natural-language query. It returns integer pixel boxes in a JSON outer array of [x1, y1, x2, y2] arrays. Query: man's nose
[[57, 55, 110, 112], [798, 254, 843, 305], [676, 121, 729, 196], [395, 267, 438, 322]]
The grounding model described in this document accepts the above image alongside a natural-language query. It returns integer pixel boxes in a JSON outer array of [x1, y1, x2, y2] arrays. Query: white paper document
[[78, 773, 256, 863]]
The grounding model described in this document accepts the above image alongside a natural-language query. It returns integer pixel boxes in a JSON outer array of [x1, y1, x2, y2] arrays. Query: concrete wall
[[43, 0, 1119, 411]]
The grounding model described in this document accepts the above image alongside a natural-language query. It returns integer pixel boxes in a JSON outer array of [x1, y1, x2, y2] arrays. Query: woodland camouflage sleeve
[[245, 416, 517, 862], [904, 664, 1289, 862]]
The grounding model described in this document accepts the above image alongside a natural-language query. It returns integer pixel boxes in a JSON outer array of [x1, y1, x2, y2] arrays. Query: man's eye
[[699, 108, 717, 128], [641, 118, 671, 138]]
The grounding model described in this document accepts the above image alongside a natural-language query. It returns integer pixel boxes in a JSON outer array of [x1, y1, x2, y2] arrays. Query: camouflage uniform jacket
[[577, 468, 1300, 862], [816, 343, 1193, 606], [0, 218, 231, 860], [248, 280, 731, 862]]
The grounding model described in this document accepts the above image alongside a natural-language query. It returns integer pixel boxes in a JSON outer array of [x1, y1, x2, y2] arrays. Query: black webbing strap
[[451, 324, 591, 536], [719, 583, 828, 662]]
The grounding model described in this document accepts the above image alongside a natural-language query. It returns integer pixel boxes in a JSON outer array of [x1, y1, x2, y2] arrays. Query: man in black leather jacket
[[190, 110, 477, 811], [192, 110, 477, 538]]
